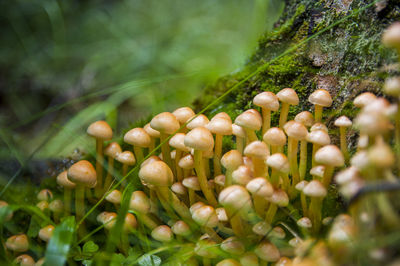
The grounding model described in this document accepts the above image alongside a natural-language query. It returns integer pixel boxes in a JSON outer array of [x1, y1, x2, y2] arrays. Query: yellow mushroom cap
[[297, 217, 312, 229], [124, 213, 138, 232], [221, 150, 243, 170], [97, 212, 117, 230], [295, 180, 308, 191], [206, 117, 232, 135], [276, 88, 299, 105], [106, 190, 122, 204], [232, 124, 246, 138], [303, 180, 327, 198], [244, 141, 269, 159], [368, 141, 395, 168], [253, 92, 279, 111], [306, 130, 331, 146], [335, 166, 359, 185], [6, 234, 29, 252], [220, 236, 245, 255], [295, 111, 314, 127], [38, 225, 55, 242], [182, 176, 201, 191], [384, 77, 400, 96], [234, 109, 262, 131], [192, 205, 219, 228], [150, 112, 180, 134], [382, 22, 400, 48], [315, 145, 344, 167], [267, 189, 289, 207], [310, 165, 325, 178], [214, 175, 226, 187], [334, 116, 352, 127], [67, 160, 97, 188], [219, 185, 253, 214], [140, 155, 161, 168], [246, 177, 273, 198], [116, 151, 136, 166], [139, 160, 173, 187], [283, 121, 308, 140], [171, 182, 187, 195], [216, 207, 228, 222], [216, 259, 241, 266], [49, 200, 64, 213], [171, 220, 191, 236], [263, 127, 286, 146], [124, 128, 151, 148], [255, 240, 280, 262], [144, 123, 161, 138], [172, 107, 196, 124], [169, 133, 190, 152], [232, 165, 253, 186], [184, 127, 214, 151], [104, 142, 122, 158], [87, 120, 113, 140], [178, 154, 194, 169], [151, 225, 173, 242], [37, 189, 53, 201], [310, 122, 328, 132], [186, 114, 210, 129], [308, 89, 332, 107], [129, 191, 151, 214], [266, 153, 290, 174], [353, 92, 377, 108], [212, 112, 232, 122], [14, 254, 35, 266], [240, 252, 259, 266]]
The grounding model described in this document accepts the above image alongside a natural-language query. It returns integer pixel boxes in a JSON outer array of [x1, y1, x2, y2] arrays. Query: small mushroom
[[334, 116, 352, 161], [234, 109, 262, 144], [124, 128, 151, 162], [276, 88, 299, 128], [263, 127, 286, 154], [308, 89, 332, 122], [253, 91, 280, 135], [103, 142, 122, 191]]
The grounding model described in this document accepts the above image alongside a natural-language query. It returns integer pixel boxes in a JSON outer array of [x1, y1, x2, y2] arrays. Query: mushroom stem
[[236, 136, 245, 154], [188, 189, 196, 206], [314, 105, 323, 122], [311, 144, 321, 167], [253, 158, 268, 178], [95, 139, 104, 198], [299, 140, 308, 181], [155, 189, 179, 220], [309, 198, 322, 233], [121, 164, 129, 188], [133, 146, 144, 163], [149, 137, 156, 152], [64, 188, 72, 216], [75, 185, 86, 237], [175, 150, 183, 182], [281, 173, 290, 192], [227, 211, 245, 237], [279, 103, 289, 129], [270, 146, 278, 154], [376, 193, 400, 226], [301, 193, 307, 217], [194, 150, 218, 206], [204, 227, 223, 243], [265, 203, 278, 224], [270, 169, 280, 187], [213, 134, 223, 175], [321, 166, 334, 188], [339, 127, 349, 161], [288, 137, 300, 187], [396, 108, 400, 170], [137, 213, 158, 230], [253, 196, 266, 218], [204, 158, 211, 178], [150, 190, 158, 214], [157, 186, 192, 220], [160, 133, 175, 176], [203, 258, 211, 266], [245, 129, 258, 144], [225, 169, 234, 188], [261, 108, 271, 136], [104, 157, 114, 191]]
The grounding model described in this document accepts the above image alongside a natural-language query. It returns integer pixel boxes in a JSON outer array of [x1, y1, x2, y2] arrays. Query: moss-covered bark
[[194, 0, 400, 148]]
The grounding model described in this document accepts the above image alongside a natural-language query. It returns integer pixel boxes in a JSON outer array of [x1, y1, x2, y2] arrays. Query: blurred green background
[[0, 0, 283, 162]]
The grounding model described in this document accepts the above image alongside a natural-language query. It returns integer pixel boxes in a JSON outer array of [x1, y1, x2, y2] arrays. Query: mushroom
[[244, 141, 269, 178], [194, 235, 219, 266], [308, 89, 332, 122], [192, 205, 222, 242], [172, 107, 196, 132], [246, 176, 273, 218], [220, 236, 245, 255], [297, 217, 312, 231], [14, 254, 35, 266], [103, 142, 122, 191], [263, 127, 286, 154], [310, 165, 325, 180], [206, 115, 232, 175], [56, 170, 75, 216], [105, 189, 122, 209], [129, 191, 159, 230], [6, 234, 29, 253], [115, 151, 136, 185], [253, 91, 280, 135], [144, 123, 160, 151], [0, 200, 13, 221], [234, 109, 262, 144], [87, 120, 113, 198], [150, 112, 180, 173], [186, 114, 210, 130], [38, 225, 55, 242], [240, 252, 259, 266], [276, 88, 299, 128], [171, 220, 191, 238], [314, 145, 344, 188], [295, 180, 309, 217], [353, 92, 377, 108], [37, 189, 53, 202], [231, 165, 253, 186], [49, 199, 63, 222], [216, 259, 241, 266], [220, 150, 243, 187], [307, 129, 331, 167], [303, 180, 327, 233], [266, 153, 290, 189], [151, 225, 174, 242], [232, 124, 246, 154], [67, 160, 97, 236], [183, 176, 201, 205], [265, 189, 289, 224], [295, 111, 314, 180], [184, 127, 218, 206], [382, 22, 400, 53], [254, 240, 281, 263], [124, 128, 151, 162], [178, 154, 195, 178], [334, 116, 352, 161], [169, 133, 191, 181], [283, 121, 308, 186]]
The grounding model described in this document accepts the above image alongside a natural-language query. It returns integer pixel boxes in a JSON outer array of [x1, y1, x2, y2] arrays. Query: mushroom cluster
[[2, 22, 400, 266]]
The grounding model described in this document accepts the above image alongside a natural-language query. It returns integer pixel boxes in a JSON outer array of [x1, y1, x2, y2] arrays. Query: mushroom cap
[[38, 225, 55, 242], [306, 130, 331, 146], [276, 88, 299, 105], [190, 201, 206, 215], [295, 180, 309, 191], [105, 190, 122, 204], [240, 252, 259, 266], [384, 77, 400, 96], [266, 153, 289, 174], [14, 254, 35, 266], [139, 161, 173, 187], [144, 123, 160, 138], [220, 236, 245, 255], [244, 141, 269, 159], [334, 116, 352, 127], [184, 127, 214, 151], [178, 154, 194, 169], [303, 180, 327, 197], [368, 141, 395, 168], [186, 114, 209, 130], [195, 237, 218, 258], [232, 165, 253, 186], [315, 145, 344, 167], [123, 213, 138, 232], [216, 207, 229, 222], [116, 151, 136, 165], [297, 217, 312, 228], [56, 170, 76, 189], [263, 127, 286, 146], [350, 151, 369, 171], [37, 189, 53, 201], [104, 142, 122, 158], [335, 166, 359, 185], [339, 178, 365, 199], [87, 120, 113, 140], [246, 177, 273, 198], [182, 176, 201, 191], [310, 122, 328, 132], [192, 205, 219, 228], [36, 201, 49, 211], [150, 112, 180, 134], [67, 160, 97, 188], [172, 107, 196, 124], [295, 111, 314, 127], [310, 165, 325, 178], [212, 112, 232, 122], [151, 225, 173, 242], [234, 109, 262, 131], [6, 234, 29, 252], [140, 155, 161, 168], [214, 175, 226, 187], [129, 191, 151, 214], [218, 185, 253, 214], [308, 89, 332, 107], [267, 189, 289, 207], [169, 133, 190, 152], [171, 182, 187, 195], [363, 98, 390, 115], [382, 22, 400, 48], [216, 259, 241, 266], [49, 200, 64, 213], [252, 221, 271, 236], [283, 121, 308, 140], [271, 226, 286, 239], [171, 220, 191, 236], [253, 92, 279, 111], [354, 112, 391, 136], [97, 212, 117, 230], [255, 241, 280, 262], [221, 150, 243, 170], [0, 201, 12, 221], [353, 92, 377, 108], [124, 128, 151, 148], [232, 124, 246, 138], [206, 117, 232, 135]]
